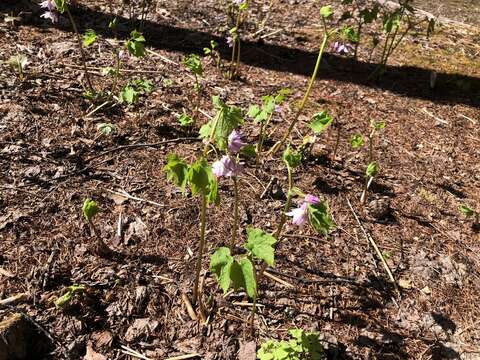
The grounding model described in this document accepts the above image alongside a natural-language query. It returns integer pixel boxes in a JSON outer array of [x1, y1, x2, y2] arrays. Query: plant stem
[[249, 294, 257, 333], [362, 132, 374, 204], [267, 22, 330, 156], [332, 122, 341, 160], [64, 6, 95, 94], [194, 73, 200, 121], [203, 108, 222, 156], [192, 194, 208, 305], [231, 176, 239, 251]]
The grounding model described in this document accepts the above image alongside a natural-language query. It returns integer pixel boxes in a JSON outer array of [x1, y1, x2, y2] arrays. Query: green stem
[[362, 133, 374, 205], [192, 194, 208, 305], [64, 6, 95, 94], [203, 108, 222, 156], [268, 23, 330, 156], [194, 73, 200, 121], [231, 176, 239, 251]]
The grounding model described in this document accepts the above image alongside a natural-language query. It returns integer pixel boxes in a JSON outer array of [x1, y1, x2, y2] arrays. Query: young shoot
[[268, 5, 335, 156], [203, 40, 221, 68], [164, 155, 219, 307], [247, 89, 289, 163], [82, 198, 112, 256], [55, 284, 86, 308], [6, 54, 28, 81], [210, 227, 276, 331], [361, 120, 385, 204], [459, 204, 479, 227], [227, 0, 249, 79], [182, 54, 204, 122]]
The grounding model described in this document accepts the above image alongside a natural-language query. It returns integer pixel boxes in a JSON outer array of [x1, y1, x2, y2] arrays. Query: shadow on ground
[[3, 1, 480, 107]]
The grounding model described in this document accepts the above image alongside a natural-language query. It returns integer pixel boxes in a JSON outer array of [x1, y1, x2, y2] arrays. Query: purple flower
[[212, 155, 243, 178], [332, 41, 353, 55], [228, 130, 246, 154], [40, 10, 58, 23], [232, 0, 246, 6], [226, 36, 234, 48], [274, 105, 284, 117], [304, 194, 320, 205], [40, 0, 56, 10], [286, 203, 308, 227]]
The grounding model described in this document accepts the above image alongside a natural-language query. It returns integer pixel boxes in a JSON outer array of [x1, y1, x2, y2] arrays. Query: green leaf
[[53, 0, 66, 13], [320, 5, 333, 18], [132, 79, 153, 93], [282, 145, 302, 168], [240, 144, 257, 159], [182, 54, 203, 76], [371, 120, 385, 130], [97, 123, 116, 136], [239, 258, 257, 299], [188, 158, 211, 196], [7, 54, 28, 71], [341, 26, 359, 43], [350, 134, 364, 148], [245, 227, 276, 266], [119, 85, 138, 105], [126, 30, 146, 57], [164, 154, 189, 191], [178, 113, 194, 127], [308, 202, 334, 236], [82, 199, 100, 222], [108, 17, 118, 30], [366, 162, 379, 178], [459, 205, 475, 217], [210, 247, 234, 293], [199, 96, 244, 150], [309, 111, 333, 134], [230, 259, 245, 292], [82, 29, 97, 47]]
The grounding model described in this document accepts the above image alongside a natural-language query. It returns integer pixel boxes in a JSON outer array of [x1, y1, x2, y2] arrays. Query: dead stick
[[347, 198, 400, 295]]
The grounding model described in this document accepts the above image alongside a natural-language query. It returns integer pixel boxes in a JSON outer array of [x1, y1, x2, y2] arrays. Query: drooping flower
[[212, 155, 243, 178], [304, 194, 320, 205], [332, 41, 353, 55], [226, 36, 234, 48], [286, 202, 308, 227], [228, 130, 246, 154], [40, 0, 56, 10], [40, 10, 59, 23]]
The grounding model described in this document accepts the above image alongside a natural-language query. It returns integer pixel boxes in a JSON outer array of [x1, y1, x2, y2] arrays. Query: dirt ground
[[0, 0, 479, 359]]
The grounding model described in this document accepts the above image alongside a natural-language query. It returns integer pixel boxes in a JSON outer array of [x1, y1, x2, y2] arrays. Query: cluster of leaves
[[210, 228, 276, 300], [199, 96, 244, 151], [119, 79, 153, 105], [257, 329, 324, 360], [164, 155, 219, 205], [247, 89, 289, 123]]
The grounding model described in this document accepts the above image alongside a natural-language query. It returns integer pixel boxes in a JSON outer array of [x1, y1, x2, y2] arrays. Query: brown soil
[[0, 0, 479, 359]]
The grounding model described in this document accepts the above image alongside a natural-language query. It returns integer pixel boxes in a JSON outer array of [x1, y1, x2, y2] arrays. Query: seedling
[[182, 54, 204, 122], [119, 79, 153, 105], [164, 155, 219, 306], [55, 284, 86, 308], [210, 227, 276, 330], [178, 113, 195, 128], [360, 120, 385, 204], [6, 54, 28, 80], [268, 6, 335, 156], [257, 328, 324, 360], [227, 0, 249, 79], [97, 123, 116, 136], [125, 30, 146, 58], [203, 40, 221, 68], [369, 1, 434, 79], [339, 0, 379, 59], [82, 198, 112, 256], [247, 89, 289, 163], [459, 204, 479, 226]]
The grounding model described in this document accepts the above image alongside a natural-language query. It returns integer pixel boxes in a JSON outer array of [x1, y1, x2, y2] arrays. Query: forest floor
[[0, 0, 479, 359]]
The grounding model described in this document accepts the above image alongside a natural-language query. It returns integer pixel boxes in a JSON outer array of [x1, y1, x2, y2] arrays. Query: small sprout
[[366, 161, 379, 178], [257, 329, 324, 360], [309, 110, 333, 134], [82, 29, 97, 47], [97, 123, 116, 136], [119, 84, 138, 105], [108, 17, 118, 30], [350, 134, 364, 148], [371, 119, 386, 130], [6, 54, 28, 79], [126, 30, 146, 57], [55, 284, 86, 308], [459, 205, 475, 217], [182, 54, 203, 77], [82, 198, 100, 222], [320, 5, 333, 18], [178, 113, 194, 127]]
